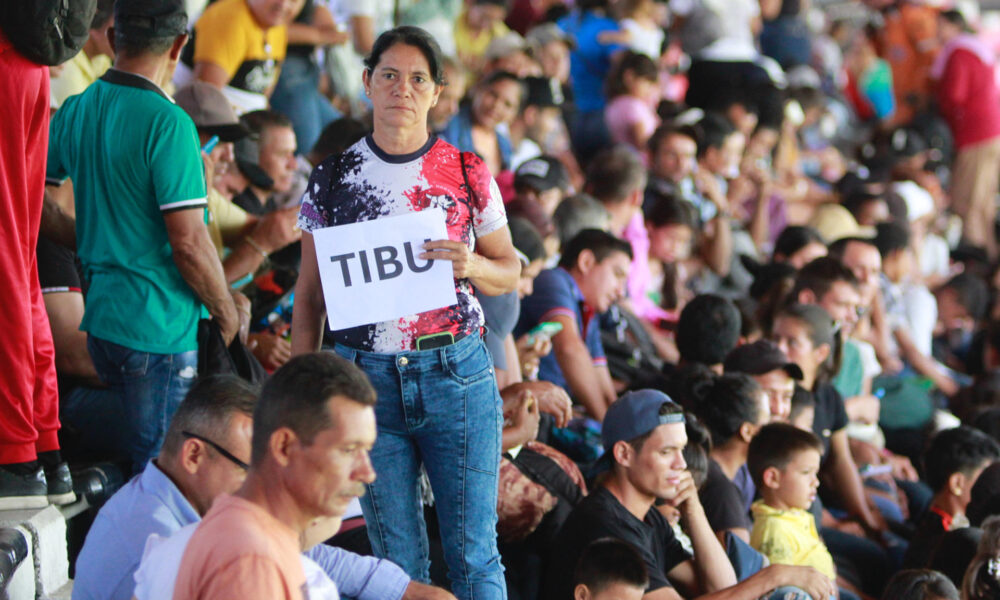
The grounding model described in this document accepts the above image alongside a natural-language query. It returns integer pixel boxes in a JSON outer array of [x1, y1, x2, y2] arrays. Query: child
[[747, 423, 836, 583], [572, 537, 649, 600], [604, 51, 660, 157]]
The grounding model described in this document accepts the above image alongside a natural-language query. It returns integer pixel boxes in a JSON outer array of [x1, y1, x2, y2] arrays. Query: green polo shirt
[[47, 69, 208, 354]]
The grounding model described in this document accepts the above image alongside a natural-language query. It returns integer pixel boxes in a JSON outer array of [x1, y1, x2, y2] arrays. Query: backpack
[[0, 0, 97, 66]]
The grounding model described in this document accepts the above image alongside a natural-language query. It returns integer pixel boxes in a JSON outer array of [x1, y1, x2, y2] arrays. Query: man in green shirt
[[46, 0, 238, 471]]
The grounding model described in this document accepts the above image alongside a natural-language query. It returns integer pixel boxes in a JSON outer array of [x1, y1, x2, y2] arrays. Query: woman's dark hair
[[683, 412, 712, 488], [364, 26, 446, 86], [693, 373, 764, 447], [773, 226, 825, 263], [606, 50, 658, 99], [881, 569, 958, 600]]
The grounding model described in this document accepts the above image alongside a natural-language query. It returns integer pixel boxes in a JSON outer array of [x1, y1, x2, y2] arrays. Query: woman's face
[[771, 316, 825, 385], [364, 43, 442, 133], [472, 79, 522, 130]]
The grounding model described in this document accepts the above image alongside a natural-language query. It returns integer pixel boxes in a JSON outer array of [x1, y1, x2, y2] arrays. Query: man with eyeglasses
[[72, 373, 454, 600]]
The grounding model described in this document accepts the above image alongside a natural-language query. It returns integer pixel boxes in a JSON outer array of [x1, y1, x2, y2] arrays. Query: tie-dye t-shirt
[[298, 134, 508, 352]]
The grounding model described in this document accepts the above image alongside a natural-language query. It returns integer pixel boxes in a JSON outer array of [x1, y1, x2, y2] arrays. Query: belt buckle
[[416, 332, 455, 350]]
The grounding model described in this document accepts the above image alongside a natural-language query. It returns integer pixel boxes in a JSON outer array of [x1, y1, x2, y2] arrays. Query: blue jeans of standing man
[[333, 333, 506, 600], [270, 54, 342, 155], [87, 336, 197, 472]]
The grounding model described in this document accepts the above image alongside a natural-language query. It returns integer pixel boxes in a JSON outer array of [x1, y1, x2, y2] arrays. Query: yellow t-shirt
[[453, 11, 510, 70], [750, 501, 836, 580], [193, 0, 288, 94], [206, 187, 250, 257], [50, 50, 112, 109]]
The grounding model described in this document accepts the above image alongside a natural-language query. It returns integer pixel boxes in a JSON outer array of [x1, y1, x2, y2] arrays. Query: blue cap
[[601, 390, 684, 454]]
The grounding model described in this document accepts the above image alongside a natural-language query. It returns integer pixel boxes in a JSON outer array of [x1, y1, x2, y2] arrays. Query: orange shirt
[[875, 3, 940, 124], [172, 495, 306, 600]]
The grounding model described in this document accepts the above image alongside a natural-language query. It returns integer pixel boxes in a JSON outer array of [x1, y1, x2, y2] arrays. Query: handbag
[[197, 319, 269, 385]]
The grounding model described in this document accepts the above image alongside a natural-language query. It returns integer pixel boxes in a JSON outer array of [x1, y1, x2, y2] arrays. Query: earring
[[953, 487, 962, 496]]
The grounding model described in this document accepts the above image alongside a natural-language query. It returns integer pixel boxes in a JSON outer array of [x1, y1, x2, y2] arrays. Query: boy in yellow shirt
[[747, 423, 837, 583]]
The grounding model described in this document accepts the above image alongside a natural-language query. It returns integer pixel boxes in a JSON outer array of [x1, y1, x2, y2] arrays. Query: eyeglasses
[[182, 431, 249, 471]]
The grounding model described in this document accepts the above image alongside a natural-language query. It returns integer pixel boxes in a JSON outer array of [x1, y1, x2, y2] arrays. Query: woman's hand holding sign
[[421, 227, 521, 296], [421, 239, 479, 280]]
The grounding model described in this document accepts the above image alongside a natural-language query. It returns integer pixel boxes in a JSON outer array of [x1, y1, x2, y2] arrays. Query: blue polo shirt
[[72, 462, 411, 600], [515, 267, 606, 390], [47, 69, 208, 354]]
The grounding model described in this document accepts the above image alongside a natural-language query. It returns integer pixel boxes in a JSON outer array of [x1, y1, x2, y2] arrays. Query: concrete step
[[0, 506, 68, 600]]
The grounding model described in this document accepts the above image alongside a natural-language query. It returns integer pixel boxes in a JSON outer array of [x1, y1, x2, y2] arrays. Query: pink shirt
[[622, 212, 674, 324], [605, 95, 659, 157]]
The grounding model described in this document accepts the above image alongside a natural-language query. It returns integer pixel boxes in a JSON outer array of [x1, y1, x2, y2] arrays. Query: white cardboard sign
[[313, 209, 458, 330]]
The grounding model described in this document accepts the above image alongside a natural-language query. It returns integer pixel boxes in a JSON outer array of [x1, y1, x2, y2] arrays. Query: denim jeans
[[270, 54, 341, 155], [333, 333, 506, 600], [86, 336, 197, 471]]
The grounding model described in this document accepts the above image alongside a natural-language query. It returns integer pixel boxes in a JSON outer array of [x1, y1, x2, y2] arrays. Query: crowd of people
[[7, 0, 1000, 599]]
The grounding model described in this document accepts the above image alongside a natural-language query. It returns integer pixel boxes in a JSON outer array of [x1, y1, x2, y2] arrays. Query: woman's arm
[[291, 232, 328, 356], [421, 227, 520, 296]]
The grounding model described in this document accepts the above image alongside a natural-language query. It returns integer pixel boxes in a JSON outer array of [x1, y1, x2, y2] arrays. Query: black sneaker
[[0, 467, 48, 510], [45, 462, 76, 505]]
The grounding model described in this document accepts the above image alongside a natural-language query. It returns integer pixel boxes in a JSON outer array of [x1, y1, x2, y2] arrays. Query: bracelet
[[245, 235, 269, 258]]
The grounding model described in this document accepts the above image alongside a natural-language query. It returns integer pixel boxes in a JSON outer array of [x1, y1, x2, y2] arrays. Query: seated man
[[542, 389, 836, 600], [515, 229, 632, 420], [227, 110, 300, 217], [71, 373, 448, 600], [189, 0, 293, 110], [171, 354, 374, 598], [543, 390, 834, 600]]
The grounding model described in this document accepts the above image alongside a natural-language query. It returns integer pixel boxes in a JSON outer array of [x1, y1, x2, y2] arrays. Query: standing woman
[[292, 26, 519, 600]]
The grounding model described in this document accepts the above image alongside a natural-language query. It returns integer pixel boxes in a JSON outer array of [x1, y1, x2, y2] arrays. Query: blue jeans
[[86, 336, 197, 471], [333, 333, 506, 600], [270, 54, 341, 155]]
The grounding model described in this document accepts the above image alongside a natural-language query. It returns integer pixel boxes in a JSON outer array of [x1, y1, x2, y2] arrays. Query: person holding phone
[[514, 229, 632, 421], [291, 27, 519, 600]]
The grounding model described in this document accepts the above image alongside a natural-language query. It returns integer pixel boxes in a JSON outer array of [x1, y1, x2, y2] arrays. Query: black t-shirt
[[810, 382, 849, 461], [542, 486, 691, 599], [287, 0, 318, 58], [37, 235, 83, 294], [903, 508, 949, 569], [700, 459, 752, 533]]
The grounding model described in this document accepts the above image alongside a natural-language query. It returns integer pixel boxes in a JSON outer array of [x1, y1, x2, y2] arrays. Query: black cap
[[724, 340, 804, 380], [515, 156, 569, 192], [524, 76, 564, 108], [115, 0, 187, 38]]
